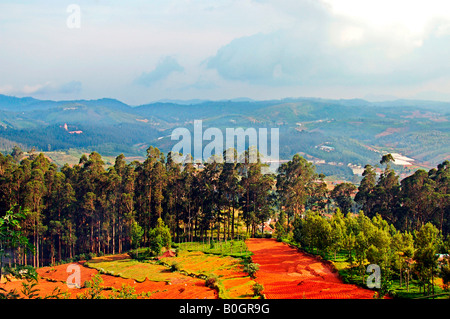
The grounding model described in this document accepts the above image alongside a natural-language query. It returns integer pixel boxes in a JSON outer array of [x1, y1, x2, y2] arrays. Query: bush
[[149, 234, 163, 255], [252, 283, 264, 297], [237, 233, 248, 241], [77, 253, 86, 261], [205, 274, 219, 289], [170, 262, 180, 272], [78, 274, 104, 299], [244, 263, 259, 278], [128, 248, 155, 260]]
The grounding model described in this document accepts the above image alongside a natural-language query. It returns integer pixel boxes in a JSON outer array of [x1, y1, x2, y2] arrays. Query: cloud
[[135, 56, 184, 86], [0, 81, 82, 97], [35, 81, 82, 95], [206, 0, 450, 89], [206, 30, 335, 86]]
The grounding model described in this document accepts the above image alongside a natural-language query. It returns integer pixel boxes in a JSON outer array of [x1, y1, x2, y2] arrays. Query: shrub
[[79, 274, 104, 299], [149, 234, 163, 256], [252, 283, 264, 297], [244, 263, 259, 278], [237, 233, 248, 241], [170, 262, 180, 272], [109, 284, 138, 299], [205, 274, 219, 289], [128, 248, 155, 260]]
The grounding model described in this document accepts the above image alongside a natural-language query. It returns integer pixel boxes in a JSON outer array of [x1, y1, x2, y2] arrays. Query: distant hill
[[0, 94, 448, 179]]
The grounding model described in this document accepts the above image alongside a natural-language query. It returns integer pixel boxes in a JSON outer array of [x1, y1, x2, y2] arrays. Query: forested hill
[[0, 94, 449, 178]]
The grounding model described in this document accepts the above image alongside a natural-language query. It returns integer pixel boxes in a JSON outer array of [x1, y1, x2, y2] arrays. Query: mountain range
[[0, 94, 448, 179]]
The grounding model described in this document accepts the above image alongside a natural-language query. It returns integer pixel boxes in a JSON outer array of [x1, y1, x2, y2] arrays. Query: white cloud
[[0, 81, 82, 97], [205, 0, 450, 93], [323, 0, 450, 33], [135, 56, 184, 87]]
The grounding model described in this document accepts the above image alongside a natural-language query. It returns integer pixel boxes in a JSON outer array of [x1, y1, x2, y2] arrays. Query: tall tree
[[277, 154, 317, 224], [355, 164, 376, 216], [413, 222, 441, 295], [400, 169, 436, 232], [429, 161, 450, 235], [219, 149, 240, 239], [330, 182, 357, 214]]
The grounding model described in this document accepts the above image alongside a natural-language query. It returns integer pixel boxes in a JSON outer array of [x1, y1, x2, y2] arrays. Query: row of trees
[[0, 146, 448, 271], [0, 147, 277, 267], [355, 154, 449, 234], [276, 154, 450, 235]]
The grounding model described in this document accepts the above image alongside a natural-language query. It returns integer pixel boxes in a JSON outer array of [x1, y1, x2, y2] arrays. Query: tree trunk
[[231, 205, 235, 240], [90, 220, 94, 253], [58, 233, 62, 262]]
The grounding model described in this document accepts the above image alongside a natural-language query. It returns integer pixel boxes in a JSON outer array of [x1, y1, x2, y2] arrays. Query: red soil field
[[246, 238, 377, 299], [3, 239, 383, 299], [1, 258, 216, 299]]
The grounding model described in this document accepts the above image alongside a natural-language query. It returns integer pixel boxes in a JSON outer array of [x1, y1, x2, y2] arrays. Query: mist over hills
[[0, 94, 448, 179]]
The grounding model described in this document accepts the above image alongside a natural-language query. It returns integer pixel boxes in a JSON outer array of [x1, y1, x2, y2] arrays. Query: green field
[[176, 239, 253, 259], [84, 247, 257, 299], [86, 257, 178, 282]]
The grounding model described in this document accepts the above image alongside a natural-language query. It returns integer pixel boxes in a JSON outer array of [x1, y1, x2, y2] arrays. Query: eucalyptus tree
[[428, 161, 449, 235], [400, 169, 437, 232], [330, 182, 357, 214], [219, 148, 240, 239], [276, 154, 317, 225], [355, 164, 376, 216], [374, 154, 400, 223]]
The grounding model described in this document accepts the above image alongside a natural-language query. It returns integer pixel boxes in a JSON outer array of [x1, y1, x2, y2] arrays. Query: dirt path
[[246, 238, 376, 299]]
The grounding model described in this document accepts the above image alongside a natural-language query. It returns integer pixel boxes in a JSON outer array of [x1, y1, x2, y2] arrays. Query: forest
[[0, 146, 449, 296]]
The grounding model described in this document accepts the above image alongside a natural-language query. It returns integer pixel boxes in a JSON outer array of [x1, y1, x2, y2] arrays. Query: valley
[[0, 95, 449, 180]]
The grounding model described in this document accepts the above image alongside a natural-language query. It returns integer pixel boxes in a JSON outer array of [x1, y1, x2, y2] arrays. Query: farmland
[[1, 239, 385, 299]]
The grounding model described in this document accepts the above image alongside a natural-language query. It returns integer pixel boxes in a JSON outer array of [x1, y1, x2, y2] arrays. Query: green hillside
[[0, 94, 448, 179]]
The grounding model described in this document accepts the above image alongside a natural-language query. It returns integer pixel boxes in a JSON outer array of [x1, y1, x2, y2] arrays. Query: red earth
[[2, 239, 383, 299], [1, 258, 216, 299], [246, 238, 378, 299]]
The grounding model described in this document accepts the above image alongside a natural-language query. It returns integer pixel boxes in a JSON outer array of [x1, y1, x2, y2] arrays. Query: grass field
[[84, 246, 257, 299], [160, 248, 256, 299], [86, 257, 184, 283], [176, 239, 252, 259]]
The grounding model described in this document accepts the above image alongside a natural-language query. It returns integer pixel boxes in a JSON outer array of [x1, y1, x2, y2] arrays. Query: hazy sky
[[1, 0, 450, 105]]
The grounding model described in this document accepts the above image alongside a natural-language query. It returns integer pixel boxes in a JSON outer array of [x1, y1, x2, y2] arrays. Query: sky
[[1, 0, 450, 105]]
